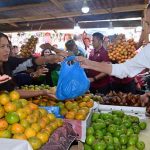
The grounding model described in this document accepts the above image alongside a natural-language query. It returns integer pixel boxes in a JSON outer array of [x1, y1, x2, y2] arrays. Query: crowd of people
[[0, 4, 150, 102]]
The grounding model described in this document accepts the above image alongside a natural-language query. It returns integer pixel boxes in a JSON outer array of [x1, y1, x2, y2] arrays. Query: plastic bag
[[56, 56, 90, 100]]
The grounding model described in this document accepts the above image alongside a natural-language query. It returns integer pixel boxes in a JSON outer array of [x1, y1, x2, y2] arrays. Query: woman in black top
[[0, 32, 67, 98]]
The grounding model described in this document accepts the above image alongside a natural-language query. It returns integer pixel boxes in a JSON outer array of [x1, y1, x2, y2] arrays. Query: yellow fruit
[[0, 94, 10, 105], [0, 119, 8, 130], [28, 136, 42, 150], [47, 113, 56, 122], [24, 127, 36, 139], [11, 123, 25, 134], [37, 131, 49, 144], [9, 91, 20, 101], [13, 133, 27, 140]]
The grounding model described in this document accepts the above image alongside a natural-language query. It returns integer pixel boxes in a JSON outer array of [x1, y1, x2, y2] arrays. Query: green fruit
[[113, 137, 120, 145], [84, 144, 92, 150], [127, 146, 136, 150], [93, 141, 106, 150], [113, 117, 122, 125], [106, 144, 115, 150], [112, 110, 124, 117], [120, 134, 128, 145], [87, 127, 94, 135], [95, 130, 104, 139], [130, 116, 139, 123], [139, 122, 147, 130], [126, 128, 134, 136], [92, 113, 99, 122], [133, 125, 140, 134], [104, 136, 114, 144], [123, 120, 132, 128], [136, 141, 145, 150], [86, 135, 95, 145], [107, 124, 117, 134], [5, 112, 20, 124], [113, 129, 122, 138]]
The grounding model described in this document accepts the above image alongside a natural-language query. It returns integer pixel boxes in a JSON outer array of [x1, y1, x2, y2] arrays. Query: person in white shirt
[[76, 43, 150, 78]]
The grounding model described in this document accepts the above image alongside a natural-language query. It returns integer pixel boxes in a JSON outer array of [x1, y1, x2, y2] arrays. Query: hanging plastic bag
[[56, 56, 90, 100]]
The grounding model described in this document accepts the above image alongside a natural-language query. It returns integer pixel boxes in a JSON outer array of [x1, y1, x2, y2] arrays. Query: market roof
[[0, 0, 148, 32]]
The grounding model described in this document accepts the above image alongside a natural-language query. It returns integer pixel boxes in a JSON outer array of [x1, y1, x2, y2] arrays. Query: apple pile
[[0, 91, 63, 150], [19, 36, 38, 58], [108, 34, 137, 63], [84, 111, 146, 150]]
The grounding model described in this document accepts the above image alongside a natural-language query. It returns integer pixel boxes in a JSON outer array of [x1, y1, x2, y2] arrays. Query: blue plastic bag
[[56, 56, 90, 100]]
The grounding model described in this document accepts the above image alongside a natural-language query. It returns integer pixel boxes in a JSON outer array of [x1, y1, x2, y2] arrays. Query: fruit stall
[[0, 87, 150, 150]]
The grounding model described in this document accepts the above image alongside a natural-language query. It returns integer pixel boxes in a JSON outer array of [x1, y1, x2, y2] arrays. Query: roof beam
[[0, 2, 50, 12], [49, 0, 74, 23], [0, 4, 146, 24], [8, 23, 18, 27]]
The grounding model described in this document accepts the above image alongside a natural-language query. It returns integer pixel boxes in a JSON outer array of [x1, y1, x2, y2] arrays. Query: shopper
[[0, 32, 67, 98], [86, 32, 111, 95], [65, 39, 85, 56]]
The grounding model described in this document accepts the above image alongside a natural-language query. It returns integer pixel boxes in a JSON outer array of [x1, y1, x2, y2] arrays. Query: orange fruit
[[28, 136, 42, 150], [24, 127, 36, 139], [9, 91, 20, 101], [39, 108, 48, 117], [38, 119, 47, 129], [47, 113, 56, 122], [32, 109, 42, 118], [4, 102, 17, 112], [49, 122, 58, 131], [45, 126, 54, 135], [65, 111, 75, 119], [31, 123, 41, 132], [5, 112, 20, 124], [0, 93, 10, 105], [12, 100, 23, 109], [60, 108, 68, 116], [23, 106, 32, 115], [16, 108, 27, 120], [11, 123, 25, 134], [37, 131, 49, 144], [13, 133, 27, 140], [86, 99, 94, 108], [79, 102, 87, 108], [0, 129, 12, 138], [0, 119, 8, 130], [0, 106, 5, 118], [75, 112, 86, 120], [42, 116, 50, 125], [26, 115, 38, 124], [19, 99, 28, 107], [55, 118, 63, 127], [20, 120, 30, 128], [28, 102, 38, 111]]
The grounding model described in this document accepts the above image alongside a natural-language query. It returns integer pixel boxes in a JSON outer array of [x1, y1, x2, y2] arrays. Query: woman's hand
[[42, 89, 57, 99], [0, 75, 11, 84]]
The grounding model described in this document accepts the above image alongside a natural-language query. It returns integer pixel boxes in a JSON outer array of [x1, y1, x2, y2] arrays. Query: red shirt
[[87, 46, 110, 89]]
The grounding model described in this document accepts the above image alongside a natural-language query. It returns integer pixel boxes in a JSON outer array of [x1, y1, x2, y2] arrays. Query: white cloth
[[0, 138, 33, 150], [111, 44, 150, 79]]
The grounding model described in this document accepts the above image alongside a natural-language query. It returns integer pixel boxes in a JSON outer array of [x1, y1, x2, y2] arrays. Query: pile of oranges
[[30, 94, 94, 120], [0, 91, 63, 150], [108, 34, 137, 63]]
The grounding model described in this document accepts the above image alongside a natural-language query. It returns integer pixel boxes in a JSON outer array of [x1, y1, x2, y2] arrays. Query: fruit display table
[[140, 118, 150, 150]]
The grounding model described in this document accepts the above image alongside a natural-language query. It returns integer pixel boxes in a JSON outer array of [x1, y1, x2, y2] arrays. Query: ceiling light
[[81, 0, 89, 14]]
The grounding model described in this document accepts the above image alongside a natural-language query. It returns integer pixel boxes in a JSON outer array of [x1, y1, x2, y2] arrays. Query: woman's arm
[[17, 89, 56, 99], [77, 44, 150, 79]]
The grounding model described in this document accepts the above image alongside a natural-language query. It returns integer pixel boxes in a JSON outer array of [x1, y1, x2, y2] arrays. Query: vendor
[[0, 32, 68, 98]]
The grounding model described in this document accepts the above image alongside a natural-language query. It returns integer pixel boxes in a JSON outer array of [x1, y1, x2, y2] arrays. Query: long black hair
[[0, 32, 9, 41]]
